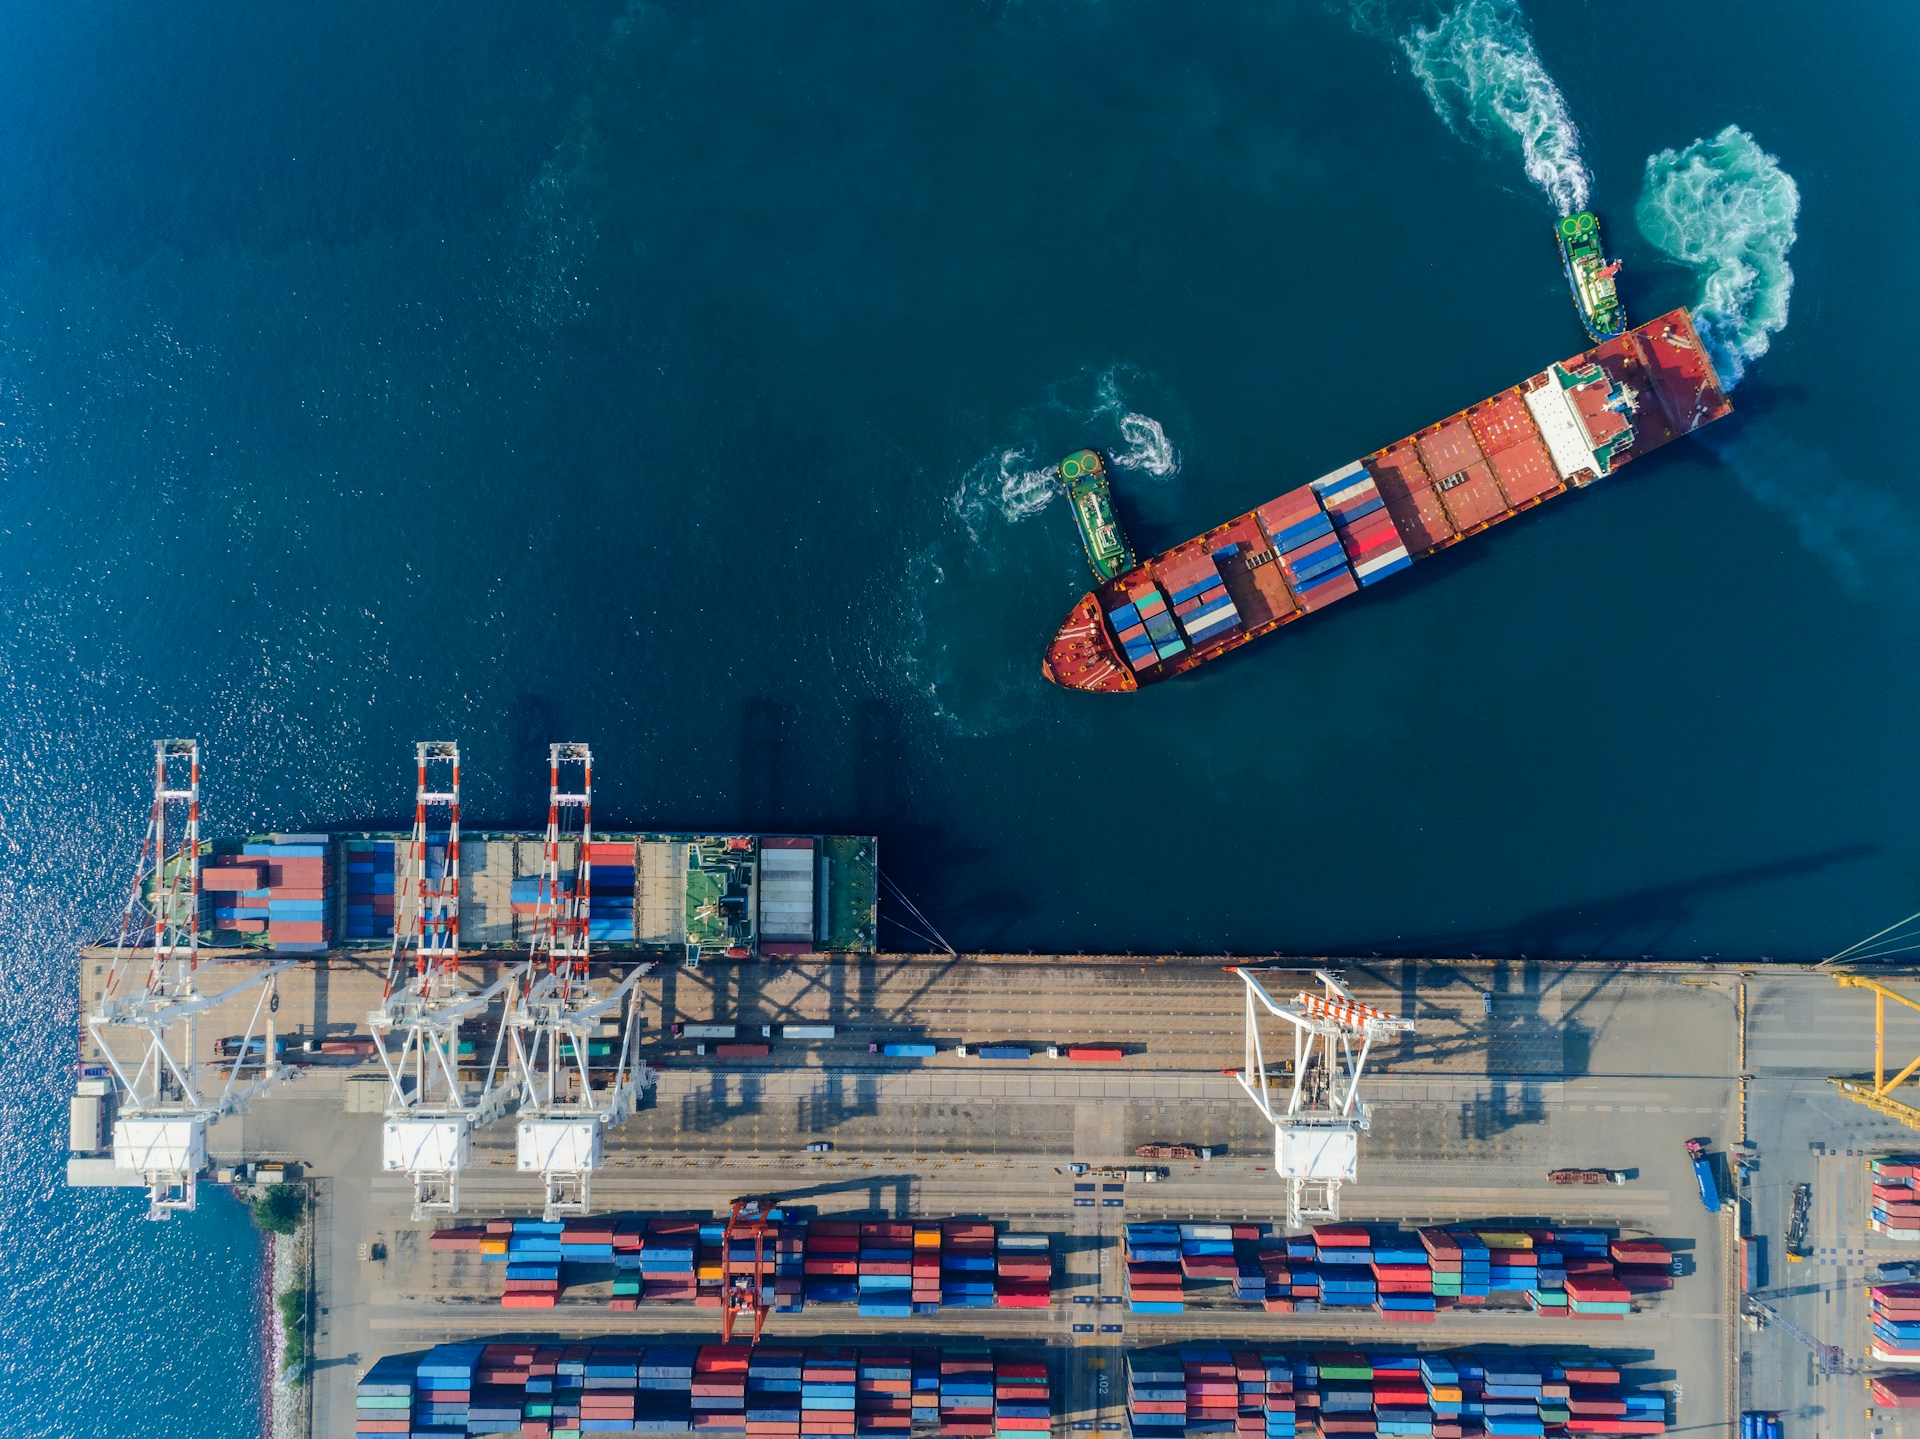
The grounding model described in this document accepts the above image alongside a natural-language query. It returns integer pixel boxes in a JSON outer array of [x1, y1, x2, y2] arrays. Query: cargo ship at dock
[[1042, 308, 1730, 693], [186, 828, 877, 962]]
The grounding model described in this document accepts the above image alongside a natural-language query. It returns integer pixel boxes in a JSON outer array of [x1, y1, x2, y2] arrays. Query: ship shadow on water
[[1348, 844, 1875, 963]]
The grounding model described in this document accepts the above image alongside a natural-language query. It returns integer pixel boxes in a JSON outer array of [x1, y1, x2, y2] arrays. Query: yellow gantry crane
[[1830, 973, 1920, 1129]]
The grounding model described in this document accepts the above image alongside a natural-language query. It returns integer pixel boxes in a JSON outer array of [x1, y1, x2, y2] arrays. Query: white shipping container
[[780, 1024, 836, 1040]]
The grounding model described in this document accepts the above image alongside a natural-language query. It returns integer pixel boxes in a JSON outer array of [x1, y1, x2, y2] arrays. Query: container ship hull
[[1041, 308, 1730, 693]]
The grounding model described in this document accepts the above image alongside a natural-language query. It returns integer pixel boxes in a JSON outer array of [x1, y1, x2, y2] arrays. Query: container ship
[[189, 828, 877, 962], [1041, 308, 1730, 693]]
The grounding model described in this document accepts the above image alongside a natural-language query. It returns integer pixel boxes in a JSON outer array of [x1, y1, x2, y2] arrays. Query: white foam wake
[[1633, 125, 1799, 389], [1397, 0, 1590, 216], [949, 446, 1058, 542], [1095, 370, 1179, 477]]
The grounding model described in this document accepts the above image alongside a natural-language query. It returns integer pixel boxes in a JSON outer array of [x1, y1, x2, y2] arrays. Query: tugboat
[[1056, 449, 1135, 582], [1557, 211, 1626, 342]]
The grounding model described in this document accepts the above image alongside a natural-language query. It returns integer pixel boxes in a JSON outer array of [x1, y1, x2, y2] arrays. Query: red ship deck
[[1041, 309, 1730, 693]]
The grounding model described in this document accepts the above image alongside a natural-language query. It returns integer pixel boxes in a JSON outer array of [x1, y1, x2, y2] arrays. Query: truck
[[1046, 1045, 1124, 1061], [1137, 1143, 1213, 1162], [869, 1042, 937, 1058], [1123, 1167, 1164, 1184], [957, 1044, 1030, 1060], [781, 1024, 836, 1041], [218, 1034, 288, 1059], [1548, 1168, 1628, 1185], [677, 1024, 737, 1040], [1687, 1138, 1723, 1212], [697, 1042, 771, 1059]]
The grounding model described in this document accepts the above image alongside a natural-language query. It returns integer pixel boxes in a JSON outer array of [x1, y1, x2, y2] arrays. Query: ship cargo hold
[[355, 1341, 1050, 1437], [1042, 309, 1730, 693], [192, 829, 877, 961]]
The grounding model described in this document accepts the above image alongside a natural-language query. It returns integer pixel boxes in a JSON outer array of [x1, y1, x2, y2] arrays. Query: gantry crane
[[86, 740, 293, 1218], [1232, 967, 1414, 1228], [369, 742, 514, 1219], [505, 743, 654, 1219], [1741, 1295, 1862, 1375], [720, 1196, 783, 1342], [1827, 972, 1920, 1129]]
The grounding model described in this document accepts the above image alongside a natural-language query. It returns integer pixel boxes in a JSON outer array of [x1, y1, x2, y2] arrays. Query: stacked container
[[411, 1342, 483, 1435], [588, 840, 637, 944], [1315, 1226, 1378, 1311], [1108, 582, 1189, 672], [1873, 1374, 1920, 1408], [1312, 464, 1413, 588], [200, 855, 269, 935], [994, 1233, 1051, 1308], [640, 1218, 700, 1303], [1254, 485, 1357, 613], [1870, 1157, 1920, 1240], [1158, 553, 1243, 648], [202, 838, 331, 950], [1126, 1349, 1667, 1439], [804, 1219, 859, 1306], [913, 1224, 944, 1310], [943, 1222, 998, 1309], [1124, 1224, 1186, 1314], [1873, 1284, 1920, 1364], [1607, 1240, 1673, 1294], [857, 1221, 915, 1318], [1370, 1239, 1436, 1322], [342, 838, 397, 941], [354, 1353, 415, 1435], [1121, 1222, 1660, 1321], [451, 1211, 1056, 1318], [504, 1219, 564, 1308], [939, 1349, 996, 1437]]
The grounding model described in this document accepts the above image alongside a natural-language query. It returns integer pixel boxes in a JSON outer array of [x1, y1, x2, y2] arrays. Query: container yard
[[1123, 1347, 1667, 1438], [1120, 1224, 1674, 1320], [427, 1213, 1054, 1317], [354, 1341, 1050, 1437], [65, 751, 1920, 1439], [1041, 309, 1732, 692]]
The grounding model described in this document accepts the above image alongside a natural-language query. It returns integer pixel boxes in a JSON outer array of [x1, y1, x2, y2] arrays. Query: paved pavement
[[132, 956, 1765, 1439]]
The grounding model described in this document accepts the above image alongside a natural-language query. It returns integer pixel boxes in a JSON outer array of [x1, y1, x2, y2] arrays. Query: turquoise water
[[2, 2, 1916, 1433]]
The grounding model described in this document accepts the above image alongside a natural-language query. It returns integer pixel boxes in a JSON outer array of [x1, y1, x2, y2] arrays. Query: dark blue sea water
[[3, 2, 1915, 1433]]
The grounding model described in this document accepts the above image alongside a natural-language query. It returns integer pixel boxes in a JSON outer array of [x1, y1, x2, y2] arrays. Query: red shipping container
[[266, 859, 326, 886], [270, 921, 328, 941], [201, 864, 267, 890]]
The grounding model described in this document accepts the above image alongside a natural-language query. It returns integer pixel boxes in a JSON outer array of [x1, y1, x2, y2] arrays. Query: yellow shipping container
[[914, 1229, 942, 1248], [697, 1263, 724, 1281], [1476, 1231, 1534, 1250]]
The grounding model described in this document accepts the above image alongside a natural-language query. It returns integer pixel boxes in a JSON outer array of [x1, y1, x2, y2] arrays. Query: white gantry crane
[[369, 742, 514, 1219], [505, 743, 654, 1220], [1233, 967, 1414, 1228], [86, 740, 293, 1218]]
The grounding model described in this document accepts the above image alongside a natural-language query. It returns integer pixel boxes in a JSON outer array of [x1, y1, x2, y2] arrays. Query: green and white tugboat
[[1557, 211, 1626, 342], [1056, 449, 1135, 582]]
